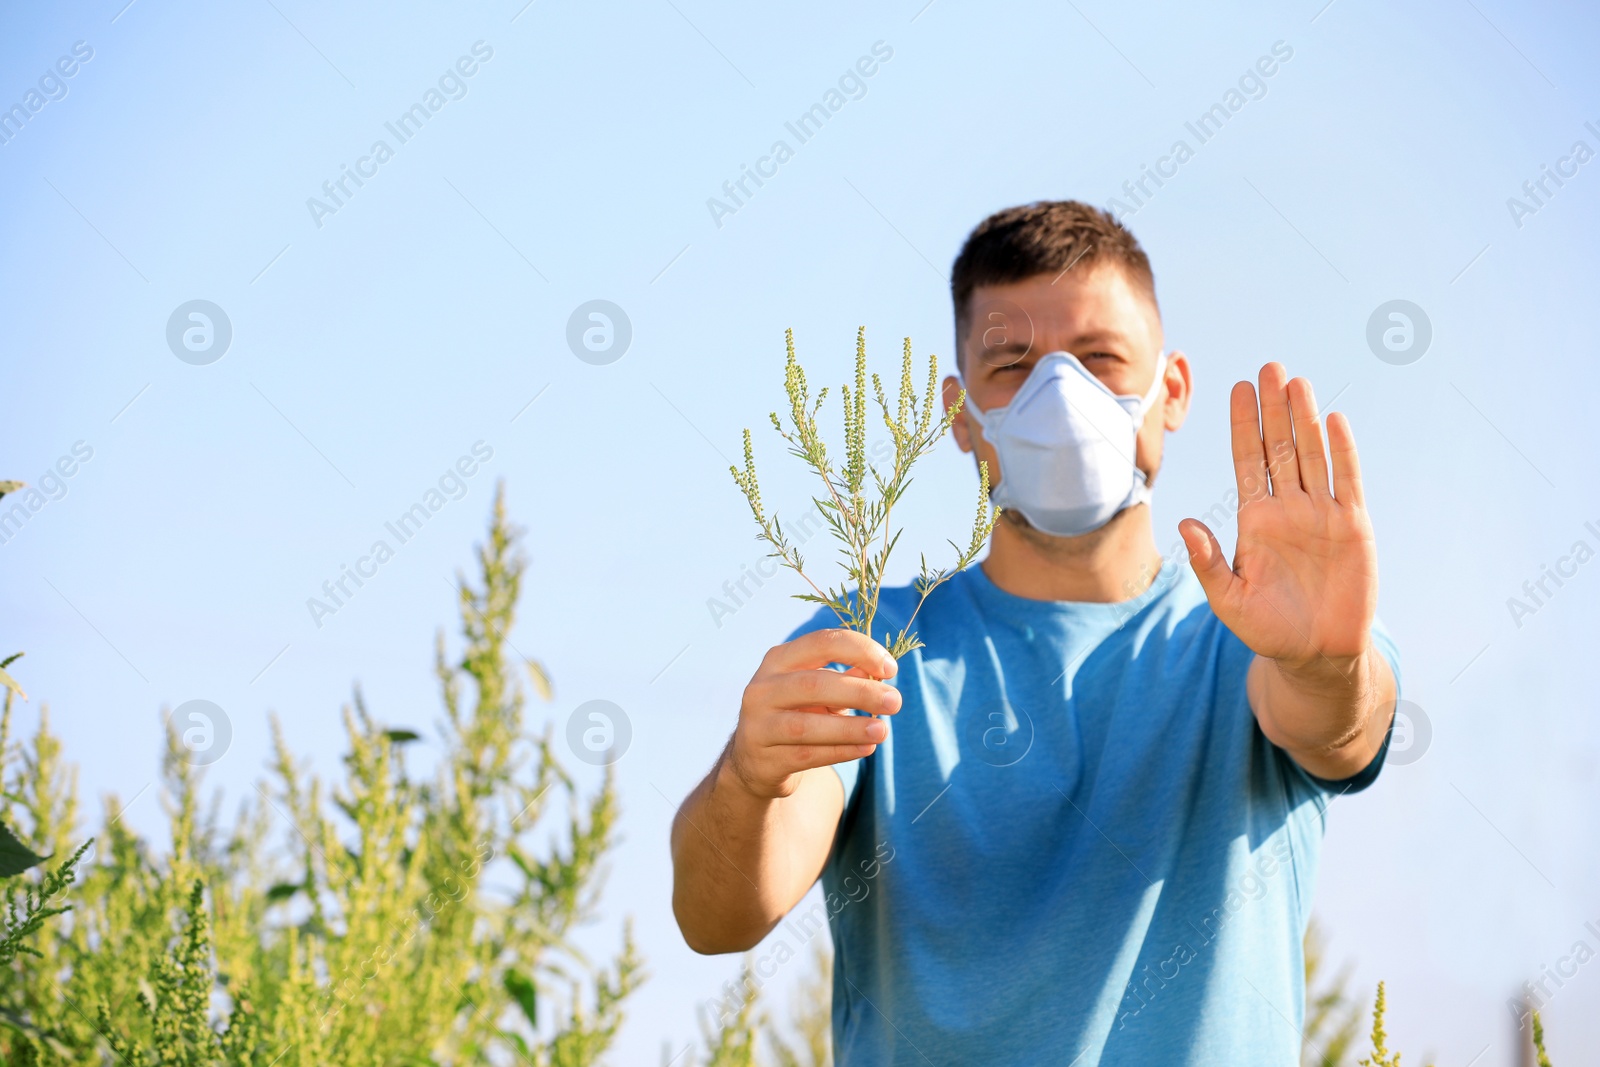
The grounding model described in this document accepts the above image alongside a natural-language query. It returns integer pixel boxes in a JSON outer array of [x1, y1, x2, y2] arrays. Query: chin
[[1003, 504, 1144, 547]]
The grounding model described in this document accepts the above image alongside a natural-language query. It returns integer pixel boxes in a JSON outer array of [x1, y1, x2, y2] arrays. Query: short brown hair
[[950, 201, 1157, 367]]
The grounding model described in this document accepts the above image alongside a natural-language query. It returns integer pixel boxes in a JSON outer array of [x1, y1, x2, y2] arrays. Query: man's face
[[942, 264, 1192, 516]]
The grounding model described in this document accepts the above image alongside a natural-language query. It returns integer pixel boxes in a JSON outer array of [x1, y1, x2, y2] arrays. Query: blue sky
[[2, 0, 1598, 1061]]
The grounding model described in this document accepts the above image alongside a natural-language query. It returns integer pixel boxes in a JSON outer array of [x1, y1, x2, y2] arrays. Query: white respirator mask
[[964, 351, 1169, 537]]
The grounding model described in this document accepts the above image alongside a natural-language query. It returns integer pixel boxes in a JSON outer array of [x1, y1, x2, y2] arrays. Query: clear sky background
[[2, 0, 1597, 1062]]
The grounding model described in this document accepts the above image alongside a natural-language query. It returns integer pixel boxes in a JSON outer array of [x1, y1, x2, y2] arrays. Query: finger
[[1257, 362, 1301, 495], [759, 710, 889, 748], [1229, 381, 1270, 508], [755, 670, 901, 715], [1287, 377, 1330, 497], [785, 743, 881, 772], [766, 628, 896, 679], [1179, 518, 1237, 608], [1327, 411, 1364, 507]]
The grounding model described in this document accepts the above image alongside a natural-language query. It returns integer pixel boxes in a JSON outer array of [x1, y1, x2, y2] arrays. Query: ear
[[943, 374, 975, 454], [1160, 350, 1193, 432]]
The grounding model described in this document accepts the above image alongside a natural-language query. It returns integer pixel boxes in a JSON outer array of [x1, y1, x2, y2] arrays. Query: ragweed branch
[[730, 327, 1000, 659]]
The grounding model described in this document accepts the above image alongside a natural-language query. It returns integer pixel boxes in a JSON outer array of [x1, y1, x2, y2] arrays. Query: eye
[[980, 350, 1027, 370]]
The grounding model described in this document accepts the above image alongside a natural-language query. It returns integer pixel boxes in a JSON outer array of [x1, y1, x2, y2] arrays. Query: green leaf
[[0, 652, 24, 701], [0, 821, 48, 877], [504, 843, 538, 882], [264, 882, 302, 903], [525, 660, 554, 702], [504, 969, 537, 1026], [383, 729, 421, 744]]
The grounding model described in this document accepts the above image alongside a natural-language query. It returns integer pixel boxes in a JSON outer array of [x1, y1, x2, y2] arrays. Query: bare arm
[[670, 754, 846, 954], [671, 628, 899, 955], [1248, 645, 1395, 781], [1181, 363, 1397, 783]]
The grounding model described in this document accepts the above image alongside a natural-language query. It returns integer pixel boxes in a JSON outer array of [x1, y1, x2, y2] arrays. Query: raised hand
[[1177, 362, 1377, 674]]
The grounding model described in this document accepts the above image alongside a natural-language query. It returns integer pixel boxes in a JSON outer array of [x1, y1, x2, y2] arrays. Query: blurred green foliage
[[0, 488, 637, 1065]]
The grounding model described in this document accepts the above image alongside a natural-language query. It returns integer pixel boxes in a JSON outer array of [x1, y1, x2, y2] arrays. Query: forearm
[[1248, 642, 1396, 781], [670, 744, 842, 954]]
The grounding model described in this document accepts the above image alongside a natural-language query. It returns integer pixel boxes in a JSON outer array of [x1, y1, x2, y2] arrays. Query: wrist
[[1271, 642, 1373, 695], [1254, 644, 1385, 760], [715, 738, 781, 803]]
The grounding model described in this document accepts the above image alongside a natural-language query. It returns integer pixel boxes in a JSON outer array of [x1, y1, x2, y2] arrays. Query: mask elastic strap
[[1125, 353, 1170, 501], [1132, 352, 1170, 417]]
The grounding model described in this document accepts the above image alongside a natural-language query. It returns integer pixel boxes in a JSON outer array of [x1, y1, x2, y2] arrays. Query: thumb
[[1178, 519, 1236, 606]]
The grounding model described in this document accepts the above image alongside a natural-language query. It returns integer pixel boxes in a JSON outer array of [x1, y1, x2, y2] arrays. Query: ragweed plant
[[1301, 921, 1361, 1067], [695, 960, 760, 1067], [1357, 982, 1472, 1067], [679, 946, 831, 1067], [1309, 964, 1559, 1067], [0, 488, 640, 1067], [0, 839, 89, 972], [1532, 1011, 1554, 1067], [730, 328, 1000, 659], [766, 941, 832, 1067], [1358, 981, 1403, 1067], [0, 667, 92, 977]]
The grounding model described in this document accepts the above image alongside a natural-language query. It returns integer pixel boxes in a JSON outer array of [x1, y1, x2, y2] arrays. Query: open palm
[[1179, 363, 1377, 671]]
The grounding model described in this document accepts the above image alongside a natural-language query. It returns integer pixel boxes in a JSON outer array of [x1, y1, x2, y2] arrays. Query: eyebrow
[[973, 331, 1130, 363], [1069, 329, 1131, 348]]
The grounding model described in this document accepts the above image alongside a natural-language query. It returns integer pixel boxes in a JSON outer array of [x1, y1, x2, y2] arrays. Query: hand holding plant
[[729, 327, 999, 659]]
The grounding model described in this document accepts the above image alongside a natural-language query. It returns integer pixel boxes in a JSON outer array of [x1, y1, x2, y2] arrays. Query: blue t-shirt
[[783, 561, 1398, 1066]]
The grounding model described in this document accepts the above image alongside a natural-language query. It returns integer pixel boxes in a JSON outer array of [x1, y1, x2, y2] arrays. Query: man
[[671, 201, 1399, 1064]]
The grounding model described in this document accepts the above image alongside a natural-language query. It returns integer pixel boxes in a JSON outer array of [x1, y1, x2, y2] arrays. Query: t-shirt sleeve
[[782, 607, 865, 812], [1283, 617, 1402, 798]]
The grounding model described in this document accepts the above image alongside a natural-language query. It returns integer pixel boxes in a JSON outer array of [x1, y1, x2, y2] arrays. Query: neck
[[980, 505, 1164, 603]]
